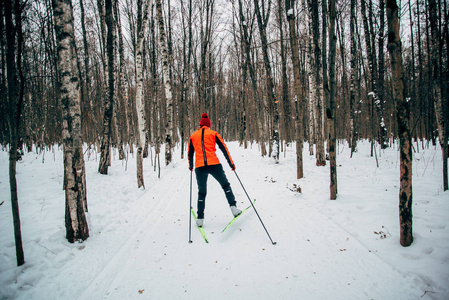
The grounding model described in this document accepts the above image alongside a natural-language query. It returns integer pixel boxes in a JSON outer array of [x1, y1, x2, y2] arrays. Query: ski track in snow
[[0, 141, 448, 300], [78, 166, 188, 299]]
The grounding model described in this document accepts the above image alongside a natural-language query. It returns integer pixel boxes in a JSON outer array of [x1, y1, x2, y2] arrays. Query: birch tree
[[98, 0, 115, 174], [53, 0, 89, 243], [135, 0, 152, 188], [155, 0, 174, 165], [386, 0, 413, 247], [304, 0, 314, 155], [79, 0, 92, 137]]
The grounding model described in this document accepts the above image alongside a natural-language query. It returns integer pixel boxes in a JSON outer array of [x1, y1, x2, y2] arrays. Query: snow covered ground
[[0, 140, 448, 300]]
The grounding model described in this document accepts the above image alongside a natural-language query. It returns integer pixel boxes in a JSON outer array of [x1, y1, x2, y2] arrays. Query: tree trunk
[[98, 0, 115, 174], [309, 0, 325, 166], [4, 0, 25, 266], [79, 0, 93, 141], [305, 0, 314, 156], [286, 0, 304, 179], [328, 0, 337, 200], [361, 0, 388, 149], [429, 0, 448, 191], [155, 0, 174, 165], [309, 0, 326, 166], [254, 0, 280, 162], [238, 0, 264, 152], [285, 0, 304, 179], [378, 0, 386, 143], [198, 0, 213, 114], [179, 0, 193, 158], [322, 0, 329, 146], [349, 0, 358, 155], [135, 0, 152, 189], [53, 0, 89, 243], [336, 13, 348, 148], [387, 0, 413, 247], [416, 0, 425, 140], [113, 0, 127, 160], [278, 0, 291, 143]]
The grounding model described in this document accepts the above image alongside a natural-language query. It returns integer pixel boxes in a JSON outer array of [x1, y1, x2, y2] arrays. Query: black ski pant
[[195, 164, 236, 219]]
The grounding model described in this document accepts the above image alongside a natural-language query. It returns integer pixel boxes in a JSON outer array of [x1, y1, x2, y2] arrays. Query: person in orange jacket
[[188, 113, 241, 227]]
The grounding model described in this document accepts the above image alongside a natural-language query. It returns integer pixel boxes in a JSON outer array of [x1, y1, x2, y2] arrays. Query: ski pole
[[234, 171, 277, 245], [189, 170, 193, 243]]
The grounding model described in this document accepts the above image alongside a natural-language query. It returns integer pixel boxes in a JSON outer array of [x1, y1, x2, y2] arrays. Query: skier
[[188, 113, 241, 227]]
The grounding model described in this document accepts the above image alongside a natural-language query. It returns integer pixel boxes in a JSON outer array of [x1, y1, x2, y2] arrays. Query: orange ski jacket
[[188, 126, 234, 170]]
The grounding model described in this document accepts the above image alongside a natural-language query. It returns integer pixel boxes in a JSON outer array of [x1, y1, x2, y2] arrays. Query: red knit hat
[[199, 113, 211, 127]]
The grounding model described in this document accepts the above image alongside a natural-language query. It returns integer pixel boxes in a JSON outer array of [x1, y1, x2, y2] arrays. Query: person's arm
[[188, 138, 195, 170], [215, 133, 235, 170]]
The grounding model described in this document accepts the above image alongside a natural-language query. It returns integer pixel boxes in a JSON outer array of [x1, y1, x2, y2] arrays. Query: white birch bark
[[308, 0, 325, 166], [155, 0, 174, 165], [135, 0, 152, 188], [305, 0, 315, 155], [53, 0, 89, 242], [99, 0, 115, 174]]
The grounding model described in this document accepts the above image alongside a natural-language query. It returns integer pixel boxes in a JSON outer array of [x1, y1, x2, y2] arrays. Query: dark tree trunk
[[98, 0, 115, 174], [361, 0, 388, 149], [286, 0, 304, 179], [349, 0, 358, 155], [429, 0, 448, 191], [387, 0, 413, 247], [328, 0, 337, 200], [278, 0, 291, 143], [254, 0, 280, 162], [4, 0, 25, 266]]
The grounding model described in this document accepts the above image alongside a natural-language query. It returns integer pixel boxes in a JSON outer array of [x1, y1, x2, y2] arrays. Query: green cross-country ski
[[191, 207, 209, 243], [222, 199, 256, 233]]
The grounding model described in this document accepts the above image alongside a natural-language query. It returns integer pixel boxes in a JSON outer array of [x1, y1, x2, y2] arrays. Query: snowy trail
[[77, 158, 191, 299], [1, 142, 448, 300], [77, 146, 424, 299], [79, 177, 187, 298], [81, 191, 424, 300]]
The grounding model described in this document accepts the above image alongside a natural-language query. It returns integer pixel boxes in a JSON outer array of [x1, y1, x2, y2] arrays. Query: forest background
[[1, 0, 447, 265]]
